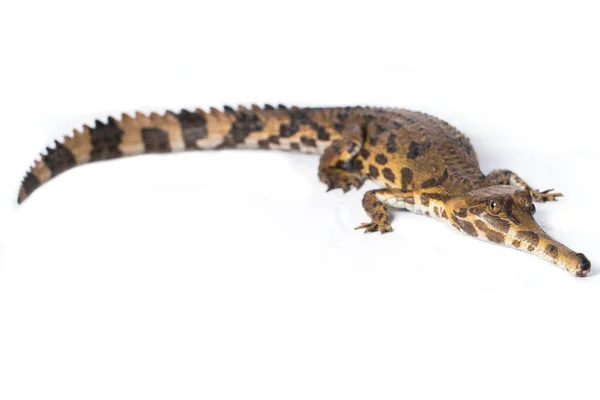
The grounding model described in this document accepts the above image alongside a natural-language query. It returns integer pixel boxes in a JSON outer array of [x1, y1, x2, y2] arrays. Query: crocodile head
[[446, 185, 591, 276]]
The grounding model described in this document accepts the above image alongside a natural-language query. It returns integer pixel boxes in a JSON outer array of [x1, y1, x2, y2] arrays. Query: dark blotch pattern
[[487, 231, 505, 244], [375, 154, 388, 165], [290, 142, 300, 151], [335, 112, 349, 132], [301, 136, 317, 147], [43, 141, 77, 175], [279, 109, 329, 141], [20, 172, 41, 199], [516, 231, 540, 247], [142, 127, 171, 153], [354, 159, 364, 171], [382, 168, 396, 183], [475, 220, 505, 243], [279, 121, 300, 138], [386, 134, 397, 153], [401, 168, 413, 191], [421, 178, 437, 189], [171, 110, 207, 149], [369, 165, 379, 179], [230, 111, 265, 144], [454, 216, 478, 237], [407, 141, 431, 160], [545, 244, 559, 259], [360, 148, 370, 159], [317, 127, 330, 141], [89, 118, 124, 161]]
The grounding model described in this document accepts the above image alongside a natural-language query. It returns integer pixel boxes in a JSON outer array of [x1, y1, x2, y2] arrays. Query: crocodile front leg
[[318, 136, 365, 192], [486, 169, 563, 202], [355, 189, 418, 233]]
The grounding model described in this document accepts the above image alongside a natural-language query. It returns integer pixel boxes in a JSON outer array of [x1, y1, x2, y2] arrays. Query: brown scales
[[18, 105, 591, 277]]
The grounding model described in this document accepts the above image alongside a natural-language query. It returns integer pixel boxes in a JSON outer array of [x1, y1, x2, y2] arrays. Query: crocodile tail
[[17, 105, 348, 204]]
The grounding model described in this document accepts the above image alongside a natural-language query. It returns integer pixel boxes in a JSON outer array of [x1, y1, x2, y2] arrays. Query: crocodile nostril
[[575, 253, 591, 277]]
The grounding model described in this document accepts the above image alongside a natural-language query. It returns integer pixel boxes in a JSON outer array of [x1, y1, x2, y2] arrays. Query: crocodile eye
[[531, 203, 536, 215], [488, 200, 502, 215]]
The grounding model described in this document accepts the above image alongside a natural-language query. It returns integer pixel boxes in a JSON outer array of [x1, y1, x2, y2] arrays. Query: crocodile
[[17, 105, 591, 276]]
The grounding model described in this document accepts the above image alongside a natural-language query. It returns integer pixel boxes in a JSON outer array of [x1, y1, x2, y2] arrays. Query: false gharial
[[17, 105, 591, 276]]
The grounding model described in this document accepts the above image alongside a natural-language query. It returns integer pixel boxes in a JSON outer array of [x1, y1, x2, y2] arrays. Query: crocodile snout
[[575, 253, 591, 277]]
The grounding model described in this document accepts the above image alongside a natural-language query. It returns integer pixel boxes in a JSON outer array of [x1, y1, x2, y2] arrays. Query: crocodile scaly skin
[[18, 105, 590, 276]]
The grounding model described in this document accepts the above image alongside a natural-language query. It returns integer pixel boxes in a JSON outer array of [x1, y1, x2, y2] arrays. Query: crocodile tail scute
[[17, 105, 348, 203]]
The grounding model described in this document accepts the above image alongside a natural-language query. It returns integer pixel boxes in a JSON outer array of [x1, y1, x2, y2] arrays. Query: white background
[[1, 1, 600, 399]]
